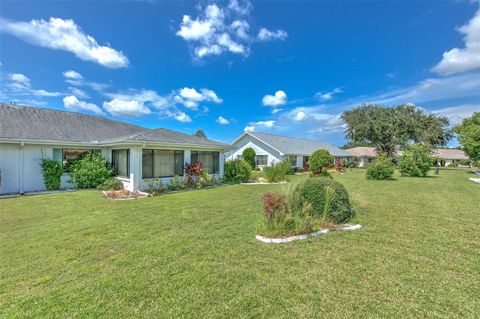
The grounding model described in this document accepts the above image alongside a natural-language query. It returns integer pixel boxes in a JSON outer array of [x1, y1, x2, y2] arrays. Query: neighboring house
[[227, 131, 350, 168], [344, 147, 378, 168], [432, 148, 469, 166], [0, 103, 230, 194], [345, 146, 469, 167]]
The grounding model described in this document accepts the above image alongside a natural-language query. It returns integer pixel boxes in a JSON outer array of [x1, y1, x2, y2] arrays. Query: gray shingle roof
[[246, 131, 350, 156], [0, 103, 229, 148]]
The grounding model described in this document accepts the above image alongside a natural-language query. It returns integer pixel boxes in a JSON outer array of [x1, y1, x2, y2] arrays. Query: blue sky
[[1, 0, 479, 146]]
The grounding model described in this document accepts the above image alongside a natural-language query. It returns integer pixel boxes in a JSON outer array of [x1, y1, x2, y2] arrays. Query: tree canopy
[[454, 112, 480, 162], [341, 104, 452, 156], [194, 129, 207, 139]]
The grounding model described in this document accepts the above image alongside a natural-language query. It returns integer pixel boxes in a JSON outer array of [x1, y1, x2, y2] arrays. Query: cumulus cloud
[[63, 70, 83, 80], [102, 98, 151, 117], [314, 88, 343, 101], [432, 9, 480, 75], [216, 115, 230, 125], [244, 119, 275, 132], [262, 90, 287, 107], [174, 87, 223, 109], [257, 28, 288, 41], [172, 111, 192, 123], [294, 111, 306, 121], [63, 95, 104, 115], [68, 87, 89, 99], [176, 0, 286, 58], [0, 17, 128, 68]]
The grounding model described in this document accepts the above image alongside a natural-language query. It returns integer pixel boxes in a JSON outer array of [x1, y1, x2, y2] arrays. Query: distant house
[[227, 131, 350, 168], [345, 146, 469, 167], [344, 147, 378, 168], [0, 104, 230, 195]]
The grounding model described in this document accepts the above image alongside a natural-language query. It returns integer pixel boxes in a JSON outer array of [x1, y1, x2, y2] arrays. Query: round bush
[[399, 144, 432, 177], [366, 154, 394, 180], [242, 147, 256, 170], [292, 177, 353, 223], [308, 149, 333, 174], [69, 154, 114, 188], [224, 159, 252, 183]]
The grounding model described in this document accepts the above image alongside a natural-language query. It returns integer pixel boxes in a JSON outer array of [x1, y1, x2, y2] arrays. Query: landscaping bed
[[102, 189, 148, 200]]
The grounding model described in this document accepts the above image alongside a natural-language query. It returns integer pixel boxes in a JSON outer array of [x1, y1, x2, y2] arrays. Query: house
[[344, 147, 378, 167], [227, 131, 351, 168], [0, 103, 230, 194], [345, 146, 469, 167]]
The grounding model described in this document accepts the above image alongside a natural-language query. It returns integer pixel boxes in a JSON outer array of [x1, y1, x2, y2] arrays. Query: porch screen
[[256, 155, 268, 166], [112, 149, 130, 177], [142, 150, 184, 178]]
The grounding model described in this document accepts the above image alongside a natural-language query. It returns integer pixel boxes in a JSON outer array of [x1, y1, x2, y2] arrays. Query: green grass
[[1, 169, 479, 318]]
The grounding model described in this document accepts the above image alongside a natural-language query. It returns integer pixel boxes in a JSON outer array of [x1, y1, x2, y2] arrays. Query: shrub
[[264, 161, 291, 183], [185, 161, 203, 187], [294, 167, 305, 173], [458, 159, 471, 166], [399, 144, 432, 177], [69, 154, 114, 188], [167, 175, 184, 191], [97, 178, 124, 191], [308, 149, 333, 175], [242, 147, 256, 170], [196, 170, 214, 189], [335, 158, 344, 172], [262, 192, 289, 225], [40, 158, 63, 190], [366, 154, 394, 180], [224, 159, 252, 183], [291, 177, 353, 224], [447, 162, 459, 167]]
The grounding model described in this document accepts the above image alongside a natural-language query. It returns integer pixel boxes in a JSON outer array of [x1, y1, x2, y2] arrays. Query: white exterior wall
[[227, 134, 282, 167]]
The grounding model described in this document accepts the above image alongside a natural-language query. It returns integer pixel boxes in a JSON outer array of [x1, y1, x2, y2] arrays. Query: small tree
[[224, 160, 252, 183], [194, 129, 207, 139], [366, 154, 395, 180], [69, 154, 114, 188], [184, 161, 203, 187], [399, 144, 432, 177], [454, 112, 480, 163], [242, 147, 256, 169], [308, 149, 333, 175], [40, 158, 63, 190]]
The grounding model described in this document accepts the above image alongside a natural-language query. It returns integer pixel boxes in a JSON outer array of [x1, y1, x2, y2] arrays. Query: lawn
[[1, 169, 479, 318]]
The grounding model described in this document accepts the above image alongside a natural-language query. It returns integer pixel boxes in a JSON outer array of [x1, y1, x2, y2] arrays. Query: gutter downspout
[[19, 141, 24, 194]]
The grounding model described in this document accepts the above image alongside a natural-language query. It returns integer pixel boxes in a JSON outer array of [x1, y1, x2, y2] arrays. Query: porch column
[[219, 151, 225, 176], [129, 146, 142, 192], [184, 149, 191, 165]]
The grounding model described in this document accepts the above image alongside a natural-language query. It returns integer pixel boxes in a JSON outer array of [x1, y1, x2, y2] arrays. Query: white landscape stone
[[469, 178, 480, 184], [256, 224, 362, 244]]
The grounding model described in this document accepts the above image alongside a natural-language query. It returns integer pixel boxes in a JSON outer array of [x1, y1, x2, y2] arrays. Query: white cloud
[[63, 95, 104, 115], [262, 90, 287, 107], [294, 111, 306, 121], [179, 87, 204, 101], [431, 104, 480, 126], [314, 88, 343, 101], [5, 72, 61, 97], [103, 98, 151, 117], [176, 1, 286, 58], [175, 87, 223, 109], [216, 116, 230, 125], [0, 17, 128, 68], [257, 28, 288, 41], [173, 111, 192, 123], [63, 70, 83, 80], [432, 9, 480, 75], [69, 87, 89, 99]]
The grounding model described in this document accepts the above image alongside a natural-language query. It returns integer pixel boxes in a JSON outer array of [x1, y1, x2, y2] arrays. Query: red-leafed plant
[[335, 158, 344, 172], [262, 192, 288, 224], [184, 161, 203, 187]]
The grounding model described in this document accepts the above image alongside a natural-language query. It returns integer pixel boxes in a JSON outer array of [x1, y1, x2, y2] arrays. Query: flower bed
[[102, 190, 149, 200]]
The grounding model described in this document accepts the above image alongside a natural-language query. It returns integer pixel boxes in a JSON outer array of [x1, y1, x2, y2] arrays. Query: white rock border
[[241, 181, 288, 185], [102, 190, 149, 200], [469, 178, 480, 184], [255, 224, 362, 244]]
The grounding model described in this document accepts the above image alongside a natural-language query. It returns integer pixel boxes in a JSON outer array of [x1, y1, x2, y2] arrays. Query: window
[[256, 155, 268, 166], [112, 149, 130, 177], [191, 151, 219, 174], [60, 149, 96, 172], [142, 150, 184, 178], [303, 156, 310, 169], [286, 155, 297, 167]]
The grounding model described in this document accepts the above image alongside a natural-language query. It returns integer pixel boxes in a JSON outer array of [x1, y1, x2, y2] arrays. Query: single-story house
[[345, 146, 469, 167], [0, 103, 230, 195], [344, 147, 378, 167], [226, 131, 351, 168]]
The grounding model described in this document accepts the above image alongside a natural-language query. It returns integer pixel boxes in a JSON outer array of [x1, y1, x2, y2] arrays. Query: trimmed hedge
[[292, 177, 353, 223], [366, 154, 394, 180], [242, 148, 256, 170]]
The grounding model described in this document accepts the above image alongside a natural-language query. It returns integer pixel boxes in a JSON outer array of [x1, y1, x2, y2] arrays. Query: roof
[[236, 131, 350, 156], [432, 148, 468, 160], [0, 103, 229, 149], [345, 147, 377, 157]]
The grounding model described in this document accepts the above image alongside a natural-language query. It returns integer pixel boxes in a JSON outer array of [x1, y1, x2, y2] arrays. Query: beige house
[[345, 146, 469, 167]]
